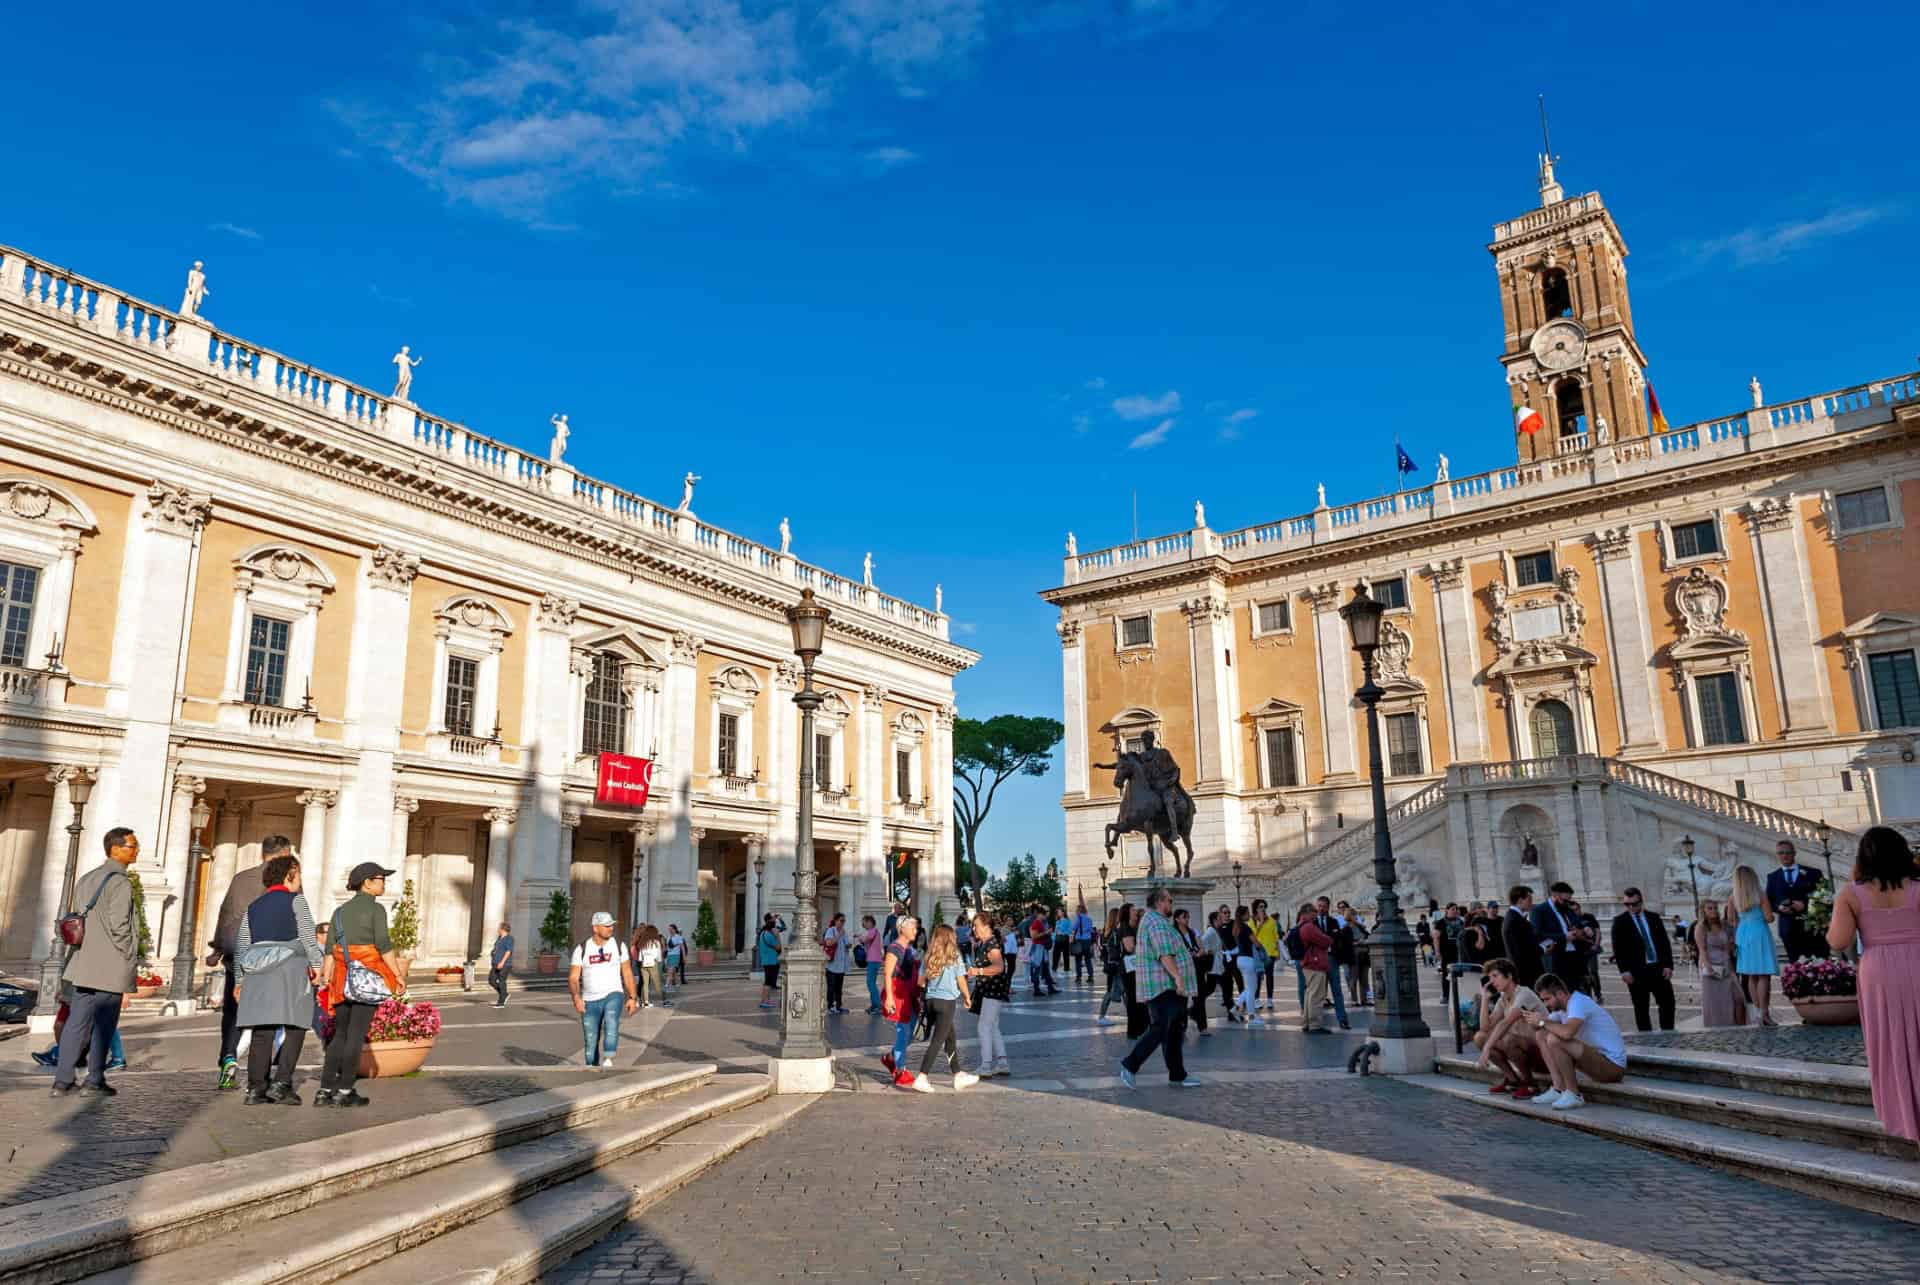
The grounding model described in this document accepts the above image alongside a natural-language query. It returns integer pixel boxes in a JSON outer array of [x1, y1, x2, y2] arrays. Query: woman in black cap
[[317, 862, 401, 1106]]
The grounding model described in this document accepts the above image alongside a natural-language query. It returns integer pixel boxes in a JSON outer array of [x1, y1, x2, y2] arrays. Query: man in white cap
[[569, 911, 637, 1068]]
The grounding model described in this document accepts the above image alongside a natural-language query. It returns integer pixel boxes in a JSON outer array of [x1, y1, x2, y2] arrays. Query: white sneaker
[[1536, 1089, 1571, 1107], [1098, 1015, 1115, 1025], [953, 1071, 980, 1091], [910, 1073, 935, 1093], [600, 1057, 616, 1068], [1550, 1092, 1586, 1111]]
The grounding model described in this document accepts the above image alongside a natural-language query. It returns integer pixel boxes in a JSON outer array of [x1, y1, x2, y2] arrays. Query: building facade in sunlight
[[1043, 157, 1920, 918], [0, 240, 976, 979]]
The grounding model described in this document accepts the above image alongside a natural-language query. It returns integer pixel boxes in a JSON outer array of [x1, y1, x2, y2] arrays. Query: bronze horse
[[1102, 755, 1197, 878]]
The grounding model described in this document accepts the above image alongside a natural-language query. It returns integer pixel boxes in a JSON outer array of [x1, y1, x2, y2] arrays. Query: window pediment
[[573, 625, 665, 670], [0, 477, 97, 535], [434, 594, 513, 640], [709, 664, 761, 702], [235, 542, 335, 594]]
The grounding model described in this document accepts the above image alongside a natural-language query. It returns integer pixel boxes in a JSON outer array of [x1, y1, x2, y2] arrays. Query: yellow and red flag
[[1647, 382, 1671, 435]]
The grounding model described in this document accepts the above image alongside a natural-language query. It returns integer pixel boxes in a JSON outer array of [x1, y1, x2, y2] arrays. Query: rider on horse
[[1096, 729, 1184, 844]]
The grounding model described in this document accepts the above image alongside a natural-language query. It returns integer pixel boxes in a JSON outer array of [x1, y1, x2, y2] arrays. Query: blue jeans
[[890, 1018, 913, 1067], [866, 962, 883, 1011], [1295, 960, 1307, 1008], [581, 994, 623, 1064], [1324, 962, 1351, 1027]]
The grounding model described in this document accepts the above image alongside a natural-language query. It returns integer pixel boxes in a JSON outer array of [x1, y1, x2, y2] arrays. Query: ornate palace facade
[[1043, 158, 1920, 917], [0, 238, 975, 978]]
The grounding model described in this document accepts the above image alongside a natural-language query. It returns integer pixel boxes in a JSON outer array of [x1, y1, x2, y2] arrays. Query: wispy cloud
[[1687, 204, 1895, 268], [1112, 390, 1181, 421], [1128, 417, 1174, 449], [209, 221, 262, 241], [865, 145, 920, 169], [1083, 375, 1107, 391], [1071, 412, 1093, 433], [1219, 406, 1258, 440], [953, 620, 979, 635]]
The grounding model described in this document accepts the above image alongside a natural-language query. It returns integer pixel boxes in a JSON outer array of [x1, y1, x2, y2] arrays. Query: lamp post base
[[1364, 1034, 1436, 1076], [27, 1011, 57, 1036], [767, 1054, 835, 1094]]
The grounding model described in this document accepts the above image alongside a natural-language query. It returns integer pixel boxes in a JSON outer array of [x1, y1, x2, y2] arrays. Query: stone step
[[1408, 1072, 1920, 1225], [1621, 1044, 1873, 1108], [340, 1092, 817, 1285], [0, 1065, 717, 1285], [70, 1075, 770, 1285], [1434, 1053, 1911, 1161]]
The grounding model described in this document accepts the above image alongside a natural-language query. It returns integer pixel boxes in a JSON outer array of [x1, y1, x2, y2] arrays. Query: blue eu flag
[[1395, 443, 1418, 476]]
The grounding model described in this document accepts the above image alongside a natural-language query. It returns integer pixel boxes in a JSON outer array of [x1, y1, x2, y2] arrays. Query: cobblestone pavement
[[1625, 1025, 1865, 1066], [547, 974, 1920, 1285]]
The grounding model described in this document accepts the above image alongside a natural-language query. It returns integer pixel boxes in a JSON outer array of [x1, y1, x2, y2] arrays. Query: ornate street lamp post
[[1817, 819, 1834, 887], [1339, 584, 1430, 1044], [1097, 861, 1109, 920], [1681, 835, 1700, 923], [32, 768, 95, 1024], [753, 850, 767, 928], [773, 589, 832, 1088], [1231, 860, 1244, 907], [170, 797, 214, 1004]]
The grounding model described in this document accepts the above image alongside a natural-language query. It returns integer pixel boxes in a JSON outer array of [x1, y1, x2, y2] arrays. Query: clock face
[[1531, 319, 1587, 373]]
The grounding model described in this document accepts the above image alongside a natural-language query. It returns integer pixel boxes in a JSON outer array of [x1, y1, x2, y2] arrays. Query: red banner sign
[[594, 753, 655, 808]]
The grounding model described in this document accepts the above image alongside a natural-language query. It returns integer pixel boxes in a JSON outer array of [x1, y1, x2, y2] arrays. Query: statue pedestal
[[1109, 876, 1216, 925]]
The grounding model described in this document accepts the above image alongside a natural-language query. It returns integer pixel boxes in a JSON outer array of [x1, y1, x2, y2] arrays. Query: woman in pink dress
[[1828, 826, 1920, 1147]]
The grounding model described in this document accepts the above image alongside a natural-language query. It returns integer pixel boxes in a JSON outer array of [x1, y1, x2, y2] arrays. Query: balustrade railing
[[0, 665, 45, 701], [246, 704, 301, 732], [1603, 759, 1859, 848]]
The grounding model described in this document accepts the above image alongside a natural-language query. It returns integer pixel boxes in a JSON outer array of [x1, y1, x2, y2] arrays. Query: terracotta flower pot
[[133, 982, 162, 999], [537, 952, 561, 975], [435, 967, 464, 982], [696, 949, 714, 967], [1790, 994, 1860, 1026], [357, 1037, 435, 1078]]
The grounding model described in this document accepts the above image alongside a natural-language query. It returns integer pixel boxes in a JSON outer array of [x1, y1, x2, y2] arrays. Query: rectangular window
[[0, 561, 38, 668], [1835, 487, 1892, 533], [1869, 651, 1920, 729], [814, 732, 833, 789], [1384, 712, 1422, 776], [1671, 518, 1721, 560], [581, 653, 630, 755], [717, 712, 740, 776], [1371, 576, 1408, 611], [1695, 672, 1748, 746], [1256, 600, 1290, 633], [896, 749, 914, 801], [1120, 614, 1152, 647], [1513, 550, 1555, 587], [1263, 727, 1299, 788], [243, 615, 291, 706], [444, 655, 478, 737]]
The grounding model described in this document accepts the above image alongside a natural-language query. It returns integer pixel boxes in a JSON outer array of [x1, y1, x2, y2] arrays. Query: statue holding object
[[1095, 729, 1197, 877]]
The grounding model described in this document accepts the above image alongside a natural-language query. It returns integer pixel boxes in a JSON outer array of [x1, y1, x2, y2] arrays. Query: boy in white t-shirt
[[1527, 972, 1627, 1111], [569, 912, 637, 1068]]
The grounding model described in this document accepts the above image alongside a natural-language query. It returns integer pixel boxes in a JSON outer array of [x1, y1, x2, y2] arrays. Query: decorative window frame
[[427, 595, 512, 760], [812, 690, 854, 797], [1826, 481, 1903, 538], [1114, 609, 1156, 658], [1655, 510, 1730, 571], [0, 477, 96, 699], [217, 543, 334, 731], [1360, 572, 1414, 616], [1507, 546, 1557, 589], [1376, 697, 1433, 778], [1841, 613, 1920, 732], [707, 663, 761, 782], [1665, 567, 1759, 748], [1100, 706, 1162, 756], [1249, 597, 1294, 640], [891, 709, 928, 817], [569, 628, 667, 763], [1248, 698, 1306, 789]]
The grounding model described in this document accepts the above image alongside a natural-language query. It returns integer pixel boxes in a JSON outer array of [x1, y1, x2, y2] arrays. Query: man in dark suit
[[1767, 840, 1828, 961], [1610, 886, 1676, 1031], [1531, 881, 1588, 985], [1502, 885, 1543, 987]]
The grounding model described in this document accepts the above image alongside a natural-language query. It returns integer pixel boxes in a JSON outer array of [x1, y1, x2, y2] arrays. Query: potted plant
[[434, 963, 465, 983], [357, 997, 443, 1078], [390, 879, 422, 986], [694, 900, 720, 967], [132, 967, 164, 998], [1782, 956, 1859, 1025], [538, 890, 571, 974]]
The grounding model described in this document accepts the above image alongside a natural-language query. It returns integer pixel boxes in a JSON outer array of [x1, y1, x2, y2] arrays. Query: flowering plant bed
[[133, 969, 164, 989], [365, 998, 442, 1042], [1782, 957, 1856, 999]]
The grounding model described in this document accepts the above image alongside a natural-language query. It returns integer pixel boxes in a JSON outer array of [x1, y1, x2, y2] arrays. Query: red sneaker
[[1510, 1085, 1537, 1101], [1488, 1082, 1512, 1095], [881, 1053, 895, 1074], [892, 1069, 917, 1090]]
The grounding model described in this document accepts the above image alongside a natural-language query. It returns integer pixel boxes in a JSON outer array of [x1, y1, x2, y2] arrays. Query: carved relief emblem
[[269, 551, 304, 581], [6, 484, 52, 520], [1375, 620, 1412, 681], [1673, 566, 1743, 643]]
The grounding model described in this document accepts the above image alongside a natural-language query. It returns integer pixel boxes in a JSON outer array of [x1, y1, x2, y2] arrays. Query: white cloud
[[1128, 417, 1174, 449], [866, 145, 920, 168], [1219, 406, 1257, 440], [1071, 412, 1093, 433], [1688, 205, 1894, 268], [1083, 375, 1107, 391], [953, 620, 979, 635], [209, 221, 262, 241], [1112, 390, 1181, 421]]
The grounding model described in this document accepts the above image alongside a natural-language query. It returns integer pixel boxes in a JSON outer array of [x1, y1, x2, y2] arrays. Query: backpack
[[1283, 924, 1305, 960], [853, 942, 869, 967]]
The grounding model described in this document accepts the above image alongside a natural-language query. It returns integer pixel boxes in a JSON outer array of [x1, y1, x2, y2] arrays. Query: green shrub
[[539, 890, 573, 952]]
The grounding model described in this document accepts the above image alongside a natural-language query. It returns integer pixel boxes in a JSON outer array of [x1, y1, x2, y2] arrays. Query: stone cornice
[[0, 317, 979, 677]]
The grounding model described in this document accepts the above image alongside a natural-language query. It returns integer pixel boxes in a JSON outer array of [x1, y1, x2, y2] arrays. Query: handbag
[[345, 957, 394, 1004], [853, 942, 868, 968], [57, 868, 124, 948]]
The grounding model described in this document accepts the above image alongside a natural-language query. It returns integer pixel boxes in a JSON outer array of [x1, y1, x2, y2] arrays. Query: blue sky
[[9, 2, 1915, 876]]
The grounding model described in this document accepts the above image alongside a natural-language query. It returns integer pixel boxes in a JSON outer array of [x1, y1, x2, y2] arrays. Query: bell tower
[[1490, 128, 1650, 462]]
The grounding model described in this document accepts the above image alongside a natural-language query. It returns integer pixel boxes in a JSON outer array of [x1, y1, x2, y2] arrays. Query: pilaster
[[1424, 558, 1487, 763], [1058, 616, 1089, 797], [1745, 499, 1833, 736], [1182, 592, 1238, 786], [1589, 525, 1665, 751], [1305, 582, 1359, 780]]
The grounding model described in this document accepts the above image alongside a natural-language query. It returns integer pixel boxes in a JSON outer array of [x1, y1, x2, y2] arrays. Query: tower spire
[[1536, 94, 1564, 206]]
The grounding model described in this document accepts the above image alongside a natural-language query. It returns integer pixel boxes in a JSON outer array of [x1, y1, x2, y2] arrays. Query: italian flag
[[1515, 404, 1544, 436]]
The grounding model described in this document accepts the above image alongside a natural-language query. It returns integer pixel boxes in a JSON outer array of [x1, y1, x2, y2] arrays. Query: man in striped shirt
[[1119, 887, 1201, 1089]]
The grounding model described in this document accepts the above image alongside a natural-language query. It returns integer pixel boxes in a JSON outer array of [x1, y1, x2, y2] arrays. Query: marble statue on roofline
[[1066, 532, 1077, 557], [1751, 376, 1764, 408], [863, 552, 874, 587], [935, 583, 943, 613], [179, 261, 209, 318], [549, 414, 570, 464], [779, 516, 791, 555], [1193, 500, 1207, 528], [1316, 482, 1327, 508], [677, 472, 700, 512], [391, 346, 422, 401], [1436, 453, 1449, 482]]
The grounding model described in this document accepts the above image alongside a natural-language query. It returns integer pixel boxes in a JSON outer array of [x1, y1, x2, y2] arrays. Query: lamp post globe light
[[168, 797, 214, 1005], [772, 588, 833, 1091], [31, 767, 96, 1027], [1338, 584, 1431, 1054]]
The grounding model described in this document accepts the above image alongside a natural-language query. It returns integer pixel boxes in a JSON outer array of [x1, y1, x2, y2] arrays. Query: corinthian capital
[[670, 631, 703, 662], [1303, 582, 1343, 611], [1056, 616, 1083, 646], [368, 545, 421, 593], [538, 593, 580, 630], [1745, 497, 1796, 533], [144, 481, 212, 536], [1422, 557, 1466, 590], [1590, 526, 1634, 561]]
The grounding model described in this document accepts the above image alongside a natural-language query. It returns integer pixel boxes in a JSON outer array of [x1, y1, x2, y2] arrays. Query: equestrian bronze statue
[[1095, 730, 1197, 877]]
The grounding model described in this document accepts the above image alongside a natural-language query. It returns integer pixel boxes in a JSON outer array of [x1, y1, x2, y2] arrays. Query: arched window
[[1530, 699, 1576, 757], [1541, 267, 1573, 320], [1553, 378, 1587, 438], [581, 652, 630, 755]]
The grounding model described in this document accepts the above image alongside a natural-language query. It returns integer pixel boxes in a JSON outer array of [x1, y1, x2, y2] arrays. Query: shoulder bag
[[57, 868, 124, 948]]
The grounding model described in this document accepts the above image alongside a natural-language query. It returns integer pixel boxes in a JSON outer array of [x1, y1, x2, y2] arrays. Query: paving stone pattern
[[1626, 1025, 1866, 1066]]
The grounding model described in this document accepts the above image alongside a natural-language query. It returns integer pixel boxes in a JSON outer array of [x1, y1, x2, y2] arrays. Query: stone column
[[296, 789, 337, 914], [29, 767, 81, 965], [558, 805, 582, 933], [1589, 526, 1665, 751], [201, 796, 248, 946], [1745, 499, 1832, 736], [1182, 592, 1238, 786], [835, 843, 858, 921], [1423, 558, 1487, 763], [1058, 618, 1089, 797], [482, 807, 517, 948], [340, 546, 420, 923], [769, 661, 802, 916], [1305, 583, 1359, 780], [146, 772, 206, 978], [931, 704, 958, 918], [743, 834, 764, 957], [393, 795, 421, 898]]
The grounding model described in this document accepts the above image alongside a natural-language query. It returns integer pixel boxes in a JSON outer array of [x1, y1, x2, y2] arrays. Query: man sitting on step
[[1525, 972, 1627, 1112]]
